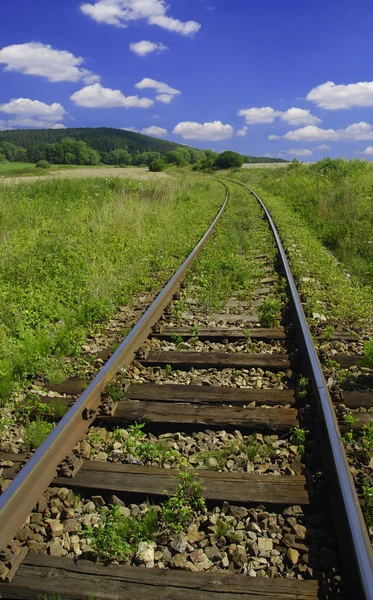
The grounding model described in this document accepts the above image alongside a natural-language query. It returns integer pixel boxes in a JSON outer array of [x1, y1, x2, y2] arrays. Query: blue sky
[[1, 0, 373, 160]]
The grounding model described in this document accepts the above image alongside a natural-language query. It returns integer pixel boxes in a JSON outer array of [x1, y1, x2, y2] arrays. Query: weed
[[164, 364, 172, 376], [190, 325, 199, 341], [258, 298, 282, 328], [291, 426, 309, 455], [104, 381, 125, 402], [24, 417, 54, 451], [361, 340, 373, 369], [161, 466, 206, 532], [361, 422, 373, 458], [323, 326, 335, 341], [244, 330, 257, 351], [87, 504, 158, 560], [297, 376, 310, 400], [215, 519, 231, 538], [88, 430, 102, 446], [171, 333, 186, 349], [343, 413, 356, 443]]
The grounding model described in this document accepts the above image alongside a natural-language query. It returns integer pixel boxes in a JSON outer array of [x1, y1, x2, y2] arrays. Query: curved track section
[[227, 177, 373, 600]]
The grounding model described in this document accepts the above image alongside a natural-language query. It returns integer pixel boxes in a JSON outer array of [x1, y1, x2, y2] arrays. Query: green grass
[[0, 162, 35, 174], [229, 166, 373, 331], [0, 173, 223, 403], [230, 159, 373, 285]]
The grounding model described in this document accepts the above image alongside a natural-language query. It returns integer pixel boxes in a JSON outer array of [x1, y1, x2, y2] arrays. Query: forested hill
[[0, 127, 186, 155], [0, 127, 287, 168]]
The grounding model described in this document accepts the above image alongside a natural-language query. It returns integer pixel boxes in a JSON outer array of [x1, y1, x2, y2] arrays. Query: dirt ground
[[0, 166, 170, 184]]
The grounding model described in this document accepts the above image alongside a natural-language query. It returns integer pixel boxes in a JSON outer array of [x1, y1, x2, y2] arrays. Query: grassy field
[[0, 162, 35, 173], [232, 159, 373, 285], [0, 173, 224, 401], [229, 164, 373, 330]]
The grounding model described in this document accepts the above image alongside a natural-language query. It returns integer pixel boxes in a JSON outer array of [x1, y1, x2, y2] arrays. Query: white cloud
[[0, 120, 9, 130], [363, 146, 373, 156], [155, 94, 174, 104], [7, 117, 67, 129], [238, 106, 320, 126], [70, 83, 153, 108], [307, 81, 373, 109], [280, 107, 321, 125], [317, 144, 331, 150], [283, 122, 373, 142], [121, 126, 139, 132], [173, 120, 234, 141], [80, 0, 201, 36], [236, 126, 247, 137], [141, 125, 167, 137], [0, 98, 65, 120], [135, 78, 180, 104], [287, 148, 313, 157], [238, 107, 279, 124], [129, 40, 168, 56], [0, 42, 99, 83], [268, 134, 281, 140]]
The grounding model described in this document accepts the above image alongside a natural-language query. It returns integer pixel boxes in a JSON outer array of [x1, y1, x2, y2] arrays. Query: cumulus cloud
[[283, 122, 373, 142], [236, 126, 247, 137], [238, 106, 320, 126], [173, 120, 234, 141], [135, 77, 180, 101], [141, 125, 167, 136], [7, 117, 67, 129], [280, 107, 321, 125], [0, 98, 66, 120], [287, 148, 313, 157], [363, 146, 373, 156], [121, 126, 139, 132], [129, 40, 168, 56], [238, 107, 279, 124], [307, 81, 373, 109], [70, 83, 153, 108], [135, 78, 180, 104], [317, 144, 331, 150], [80, 0, 201, 36], [0, 42, 99, 83], [268, 134, 281, 140]]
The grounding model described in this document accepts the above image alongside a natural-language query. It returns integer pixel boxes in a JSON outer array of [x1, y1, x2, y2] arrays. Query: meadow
[[232, 159, 373, 285], [0, 173, 224, 400]]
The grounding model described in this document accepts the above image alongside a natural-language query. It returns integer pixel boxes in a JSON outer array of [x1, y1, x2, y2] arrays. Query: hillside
[[0, 127, 287, 166], [0, 127, 187, 156]]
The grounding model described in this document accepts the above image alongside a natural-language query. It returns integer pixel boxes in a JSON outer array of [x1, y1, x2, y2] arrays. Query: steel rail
[[227, 177, 373, 599], [0, 183, 229, 552]]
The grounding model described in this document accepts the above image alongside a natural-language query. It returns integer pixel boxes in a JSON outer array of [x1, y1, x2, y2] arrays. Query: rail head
[[227, 177, 373, 600], [0, 182, 229, 552]]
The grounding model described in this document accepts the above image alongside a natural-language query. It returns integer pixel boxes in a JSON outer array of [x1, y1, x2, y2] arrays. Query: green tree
[[214, 151, 243, 169], [166, 148, 191, 166], [0, 152, 7, 163], [149, 159, 166, 172], [107, 149, 132, 165]]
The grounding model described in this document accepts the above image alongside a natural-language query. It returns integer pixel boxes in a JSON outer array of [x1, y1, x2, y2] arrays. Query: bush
[[35, 160, 51, 169], [149, 159, 166, 172], [214, 151, 243, 170]]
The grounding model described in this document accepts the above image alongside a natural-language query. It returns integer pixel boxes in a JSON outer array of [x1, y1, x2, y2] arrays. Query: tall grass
[[0, 174, 223, 400], [232, 158, 373, 284]]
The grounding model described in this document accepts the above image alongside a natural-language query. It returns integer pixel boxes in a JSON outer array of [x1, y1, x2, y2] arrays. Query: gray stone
[[64, 519, 81, 533], [47, 520, 64, 538], [136, 542, 154, 568], [204, 545, 222, 563], [170, 534, 187, 554], [49, 540, 65, 557], [286, 548, 300, 565], [258, 538, 273, 553]]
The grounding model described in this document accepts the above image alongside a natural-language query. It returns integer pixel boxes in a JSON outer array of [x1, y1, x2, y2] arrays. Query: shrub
[[214, 151, 243, 170], [35, 160, 51, 169], [149, 159, 166, 172]]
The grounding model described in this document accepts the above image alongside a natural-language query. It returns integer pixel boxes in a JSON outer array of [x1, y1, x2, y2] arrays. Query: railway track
[[0, 178, 372, 599]]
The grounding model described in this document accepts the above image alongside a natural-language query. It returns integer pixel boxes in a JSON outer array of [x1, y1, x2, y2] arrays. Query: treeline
[[0, 127, 287, 168]]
